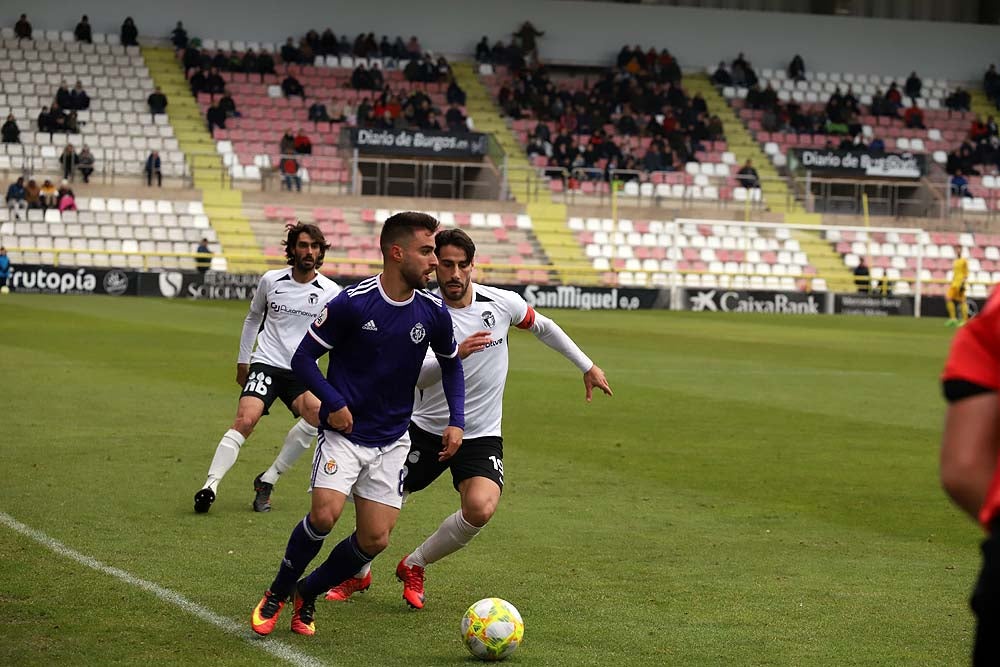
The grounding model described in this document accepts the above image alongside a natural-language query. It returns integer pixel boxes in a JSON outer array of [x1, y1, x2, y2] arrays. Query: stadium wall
[[23, 0, 1000, 80]]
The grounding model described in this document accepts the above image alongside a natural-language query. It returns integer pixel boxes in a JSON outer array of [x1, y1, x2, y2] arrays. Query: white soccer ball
[[0, 285, 9, 295], [460, 597, 524, 661]]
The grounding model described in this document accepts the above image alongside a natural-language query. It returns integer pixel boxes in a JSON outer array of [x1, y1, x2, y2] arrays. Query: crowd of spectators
[[5, 176, 77, 216], [503, 44, 724, 179]]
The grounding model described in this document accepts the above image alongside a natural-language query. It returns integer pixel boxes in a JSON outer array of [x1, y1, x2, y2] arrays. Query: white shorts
[[310, 429, 410, 509]]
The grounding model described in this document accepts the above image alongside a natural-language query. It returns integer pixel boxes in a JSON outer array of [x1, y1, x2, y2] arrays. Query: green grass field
[[0, 293, 979, 666]]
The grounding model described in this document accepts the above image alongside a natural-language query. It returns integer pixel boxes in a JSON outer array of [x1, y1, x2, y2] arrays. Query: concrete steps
[[142, 46, 264, 272]]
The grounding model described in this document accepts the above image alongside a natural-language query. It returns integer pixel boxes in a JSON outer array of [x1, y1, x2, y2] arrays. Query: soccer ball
[[461, 597, 524, 661], [0, 286, 8, 295]]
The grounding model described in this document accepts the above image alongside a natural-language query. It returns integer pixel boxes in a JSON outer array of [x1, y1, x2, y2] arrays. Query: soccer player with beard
[[326, 228, 612, 609], [194, 223, 341, 514], [251, 212, 465, 637]]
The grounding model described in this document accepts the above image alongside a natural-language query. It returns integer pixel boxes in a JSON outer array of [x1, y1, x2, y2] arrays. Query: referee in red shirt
[[941, 288, 1000, 665]]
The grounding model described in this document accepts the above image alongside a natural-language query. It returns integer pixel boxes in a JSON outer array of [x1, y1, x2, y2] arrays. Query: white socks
[[261, 419, 317, 485], [204, 429, 245, 492], [406, 509, 482, 568]]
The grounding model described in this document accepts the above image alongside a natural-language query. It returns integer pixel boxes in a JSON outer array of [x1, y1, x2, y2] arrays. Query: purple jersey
[[292, 274, 463, 448]]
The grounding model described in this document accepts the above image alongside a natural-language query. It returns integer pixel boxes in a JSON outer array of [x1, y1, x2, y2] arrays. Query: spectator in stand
[[1, 114, 19, 143], [196, 238, 212, 274], [37, 106, 51, 133], [787, 54, 806, 81], [447, 79, 466, 106], [57, 182, 76, 212], [355, 97, 372, 126], [711, 61, 732, 86], [64, 110, 79, 134], [308, 100, 331, 123], [736, 159, 760, 189], [219, 90, 238, 117], [148, 87, 168, 116], [642, 143, 667, 173], [293, 129, 312, 154], [985, 64, 1000, 108], [951, 170, 972, 198], [707, 115, 725, 140], [280, 156, 301, 192], [14, 14, 31, 40], [868, 136, 885, 153], [24, 179, 40, 209], [120, 17, 139, 47], [60, 144, 78, 181], [281, 37, 302, 65], [68, 81, 90, 111], [904, 71, 922, 103], [74, 15, 92, 43], [6, 177, 27, 217], [405, 35, 421, 59], [279, 129, 295, 155], [904, 102, 925, 130], [281, 71, 305, 99], [971, 116, 989, 142], [145, 151, 162, 187], [171, 21, 188, 50], [55, 82, 72, 110], [475, 36, 491, 63], [423, 110, 443, 131], [445, 102, 467, 131], [189, 67, 208, 96], [885, 82, 903, 114], [257, 50, 276, 80], [77, 145, 95, 183], [514, 22, 544, 64], [853, 258, 870, 293], [946, 87, 972, 113], [351, 63, 373, 90], [237, 48, 257, 75], [211, 49, 228, 71], [205, 68, 226, 96], [39, 179, 57, 209], [206, 101, 226, 134]]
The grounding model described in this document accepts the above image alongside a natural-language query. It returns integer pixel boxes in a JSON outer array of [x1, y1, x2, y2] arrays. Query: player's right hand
[[458, 331, 493, 359], [327, 406, 353, 434], [236, 363, 250, 387]]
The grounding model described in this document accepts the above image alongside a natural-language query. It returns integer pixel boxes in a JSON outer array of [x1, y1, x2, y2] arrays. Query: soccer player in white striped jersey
[[327, 228, 612, 608], [194, 223, 341, 514]]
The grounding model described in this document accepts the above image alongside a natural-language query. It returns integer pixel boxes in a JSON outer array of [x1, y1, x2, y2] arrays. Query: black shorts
[[403, 423, 504, 494], [972, 521, 1000, 666], [239, 363, 308, 416]]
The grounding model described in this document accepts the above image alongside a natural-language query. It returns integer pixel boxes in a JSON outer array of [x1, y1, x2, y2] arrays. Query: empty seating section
[[569, 216, 821, 289], [724, 68, 971, 168], [0, 33, 185, 179], [0, 197, 220, 270], [828, 229, 995, 297], [249, 205, 549, 283], [199, 59, 451, 185]]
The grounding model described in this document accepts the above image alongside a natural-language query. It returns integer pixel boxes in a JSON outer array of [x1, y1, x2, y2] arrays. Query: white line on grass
[[0, 511, 326, 667]]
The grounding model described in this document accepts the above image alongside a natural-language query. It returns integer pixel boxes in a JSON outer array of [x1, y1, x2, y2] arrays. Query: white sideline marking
[[0, 512, 325, 667]]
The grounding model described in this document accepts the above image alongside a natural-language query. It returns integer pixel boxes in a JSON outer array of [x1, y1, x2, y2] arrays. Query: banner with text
[[6, 264, 137, 296], [682, 288, 830, 314], [348, 128, 489, 158], [790, 149, 926, 178]]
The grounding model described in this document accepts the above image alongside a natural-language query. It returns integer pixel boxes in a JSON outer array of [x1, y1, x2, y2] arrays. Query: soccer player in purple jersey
[[251, 212, 465, 637]]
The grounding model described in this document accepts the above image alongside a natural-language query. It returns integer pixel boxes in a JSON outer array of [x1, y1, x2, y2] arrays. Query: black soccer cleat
[[194, 488, 215, 513], [253, 473, 273, 513]]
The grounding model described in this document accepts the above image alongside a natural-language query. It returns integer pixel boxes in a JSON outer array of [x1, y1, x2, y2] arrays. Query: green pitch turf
[[0, 294, 978, 665]]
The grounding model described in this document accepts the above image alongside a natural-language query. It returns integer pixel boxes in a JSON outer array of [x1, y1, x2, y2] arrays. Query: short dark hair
[[283, 222, 330, 267], [434, 228, 476, 262], [380, 212, 439, 256]]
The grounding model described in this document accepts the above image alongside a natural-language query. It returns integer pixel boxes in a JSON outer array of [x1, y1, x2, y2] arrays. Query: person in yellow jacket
[[946, 246, 969, 327]]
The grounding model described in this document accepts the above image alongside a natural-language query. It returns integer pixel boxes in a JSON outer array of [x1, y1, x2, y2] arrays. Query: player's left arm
[[430, 306, 465, 460], [517, 305, 613, 401]]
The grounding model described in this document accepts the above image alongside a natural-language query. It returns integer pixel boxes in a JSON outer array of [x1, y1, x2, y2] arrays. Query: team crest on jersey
[[410, 322, 426, 343], [481, 310, 495, 328], [308, 293, 319, 305], [314, 307, 327, 327], [324, 459, 338, 475]]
